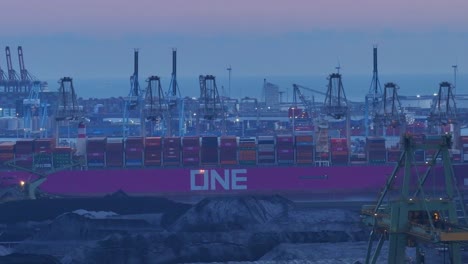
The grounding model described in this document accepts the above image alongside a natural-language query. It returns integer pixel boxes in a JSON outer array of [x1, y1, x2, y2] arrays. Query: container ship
[[1, 133, 468, 200], [1, 46, 468, 201]]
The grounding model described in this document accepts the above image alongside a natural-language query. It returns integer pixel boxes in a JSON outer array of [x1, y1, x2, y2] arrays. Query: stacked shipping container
[[386, 149, 401, 163], [163, 137, 180, 166], [183, 137, 200, 166], [295, 134, 313, 164], [34, 138, 55, 169], [87, 137, 106, 167], [2, 134, 467, 171], [106, 138, 123, 167], [257, 136, 275, 165], [125, 137, 144, 166], [0, 142, 15, 169], [144, 137, 162, 166], [201, 136, 218, 165], [220, 136, 237, 165], [53, 146, 73, 168], [462, 136, 468, 163], [15, 139, 35, 169], [276, 135, 294, 164], [366, 137, 386, 164], [239, 138, 256, 165], [330, 138, 348, 165], [412, 134, 426, 162]]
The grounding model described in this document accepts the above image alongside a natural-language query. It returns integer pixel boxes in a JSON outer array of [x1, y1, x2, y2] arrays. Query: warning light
[[20, 180, 25, 187]]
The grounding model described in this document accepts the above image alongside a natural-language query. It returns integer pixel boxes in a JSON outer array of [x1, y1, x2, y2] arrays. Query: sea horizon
[[44, 73, 466, 103]]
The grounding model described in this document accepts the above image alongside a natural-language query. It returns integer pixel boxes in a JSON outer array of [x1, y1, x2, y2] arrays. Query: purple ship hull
[[2, 164, 468, 198]]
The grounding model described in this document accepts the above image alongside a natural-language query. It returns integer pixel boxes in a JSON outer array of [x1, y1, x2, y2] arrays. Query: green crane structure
[[361, 134, 468, 264]]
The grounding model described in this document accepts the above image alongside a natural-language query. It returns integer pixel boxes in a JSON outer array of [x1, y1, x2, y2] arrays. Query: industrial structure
[[196, 74, 225, 135], [362, 134, 468, 264], [428, 82, 459, 143], [122, 49, 142, 139], [144, 75, 169, 136], [365, 46, 383, 137], [373, 82, 405, 133]]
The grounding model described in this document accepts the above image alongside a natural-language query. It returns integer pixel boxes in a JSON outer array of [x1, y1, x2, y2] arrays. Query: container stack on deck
[[315, 130, 330, 163], [106, 138, 123, 167], [330, 138, 348, 165], [461, 136, 468, 163], [144, 137, 162, 166], [125, 137, 144, 166], [15, 139, 35, 169], [183, 136, 200, 166], [367, 137, 386, 164], [257, 136, 275, 165], [239, 137, 256, 165], [276, 135, 294, 164], [201, 136, 218, 165], [295, 134, 313, 164], [4, 134, 468, 171], [425, 135, 442, 162], [386, 148, 401, 163], [412, 134, 426, 162], [87, 137, 106, 167], [163, 137, 180, 166], [0, 142, 15, 169], [53, 146, 73, 168], [220, 136, 237, 165], [33, 138, 55, 169]]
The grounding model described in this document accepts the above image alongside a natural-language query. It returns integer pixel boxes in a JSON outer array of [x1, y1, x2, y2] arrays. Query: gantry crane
[[123, 49, 142, 139], [166, 49, 184, 136], [362, 134, 468, 264], [325, 73, 348, 119], [238, 96, 260, 136], [144, 76, 170, 136], [324, 73, 350, 149], [292, 84, 316, 120], [197, 75, 225, 135], [365, 46, 383, 137], [5, 46, 20, 93], [56, 77, 81, 121], [23, 81, 41, 138], [428, 82, 459, 140], [373, 82, 406, 134], [17, 46, 36, 92], [55, 77, 83, 144], [0, 55, 6, 91]]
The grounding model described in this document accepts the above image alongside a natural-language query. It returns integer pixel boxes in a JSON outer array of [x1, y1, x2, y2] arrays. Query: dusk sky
[[1, 0, 467, 97]]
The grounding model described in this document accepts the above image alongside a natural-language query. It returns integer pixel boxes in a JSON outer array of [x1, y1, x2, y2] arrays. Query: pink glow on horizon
[[2, 0, 468, 36]]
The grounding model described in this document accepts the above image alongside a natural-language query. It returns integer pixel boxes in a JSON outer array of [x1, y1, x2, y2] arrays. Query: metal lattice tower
[[144, 76, 170, 136], [123, 49, 142, 139], [365, 46, 383, 136], [5, 46, 20, 93], [362, 134, 468, 264], [197, 75, 225, 134], [374, 82, 405, 130]]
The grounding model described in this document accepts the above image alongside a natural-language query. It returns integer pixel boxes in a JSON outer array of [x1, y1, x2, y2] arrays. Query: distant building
[[263, 80, 279, 110]]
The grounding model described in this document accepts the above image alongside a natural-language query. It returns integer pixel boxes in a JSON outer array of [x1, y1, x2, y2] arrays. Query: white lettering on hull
[[190, 169, 247, 191]]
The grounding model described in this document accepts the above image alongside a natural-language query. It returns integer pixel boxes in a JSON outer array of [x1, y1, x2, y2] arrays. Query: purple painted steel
[[1, 164, 468, 198]]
